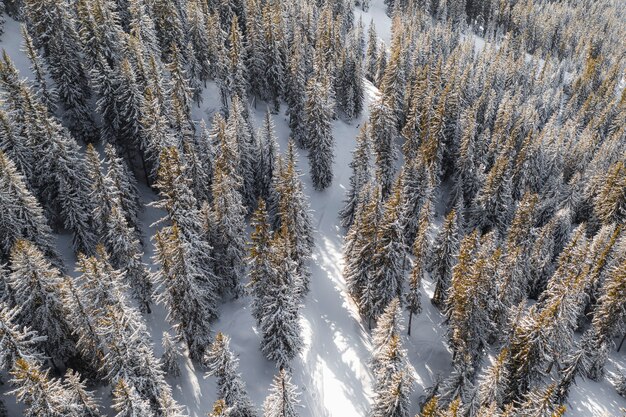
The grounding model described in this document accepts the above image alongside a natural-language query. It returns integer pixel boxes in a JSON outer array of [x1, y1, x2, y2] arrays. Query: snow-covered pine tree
[[369, 97, 398, 197], [256, 110, 279, 204], [151, 0, 187, 61], [226, 15, 249, 103], [7, 240, 76, 365], [226, 95, 257, 211], [205, 332, 257, 417], [21, 25, 58, 114], [111, 379, 153, 417], [304, 77, 335, 190], [476, 348, 509, 409], [63, 369, 104, 417], [247, 199, 275, 324], [430, 209, 459, 308], [24, 0, 97, 142], [0, 151, 58, 262], [370, 370, 413, 417], [260, 228, 303, 370], [371, 298, 403, 375], [285, 30, 307, 147], [104, 200, 153, 313], [104, 144, 142, 237], [161, 331, 182, 377], [275, 142, 314, 293], [407, 203, 432, 334], [186, 0, 212, 85], [263, 369, 300, 417], [152, 223, 217, 361], [10, 358, 88, 417], [365, 21, 378, 82], [344, 183, 382, 325], [260, 3, 285, 113], [212, 142, 247, 296], [370, 183, 408, 319], [339, 123, 372, 229], [0, 304, 46, 372]]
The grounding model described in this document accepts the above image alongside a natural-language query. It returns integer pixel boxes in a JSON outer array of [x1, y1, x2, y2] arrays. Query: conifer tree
[[104, 144, 142, 237], [152, 224, 217, 361], [227, 95, 257, 211], [247, 199, 275, 324], [9, 358, 84, 417], [370, 184, 408, 319], [161, 331, 182, 377], [285, 31, 307, 146], [257, 111, 279, 203], [24, 0, 97, 142], [0, 151, 57, 262], [111, 379, 153, 417], [21, 26, 57, 114], [370, 370, 413, 417], [263, 369, 300, 417], [369, 98, 398, 197], [7, 240, 76, 364], [339, 124, 372, 229], [407, 204, 431, 334], [226, 15, 249, 102], [260, 4, 285, 113], [344, 184, 382, 325], [431, 209, 460, 307], [371, 298, 404, 374], [212, 144, 248, 296], [365, 21, 378, 82], [104, 201, 152, 313], [0, 304, 46, 372], [305, 77, 335, 190], [63, 369, 104, 417], [205, 332, 257, 417], [275, 142, 314, 292], [260, 229, 303, 370]]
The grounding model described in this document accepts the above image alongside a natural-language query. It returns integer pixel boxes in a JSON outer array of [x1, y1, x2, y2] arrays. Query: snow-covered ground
[[1, 2, 625, 416]]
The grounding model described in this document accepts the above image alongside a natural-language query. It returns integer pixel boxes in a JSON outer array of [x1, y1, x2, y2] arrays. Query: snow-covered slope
[[1, 2, 625, 416]]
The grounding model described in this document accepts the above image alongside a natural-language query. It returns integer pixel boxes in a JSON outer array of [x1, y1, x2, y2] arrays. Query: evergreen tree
[[205, 332, 257, 417], [152, 224, 217, 362], [275, 142, 314, 292], [430, 209, 460, 308], [371, 298, 403, 375], [256, 111, 279, 203], [370, 184, 408, 319], [111, 379, 153, 417], [339, 124, 372, 229], [6, 240, 76, 364], [370, 370, 413, 417], [369, 99, 398, 197], [0, 304, 46, 372], [161, 331, 182, 377], [305, 77, 335, 190], [263, 369, 300, 417], [365, 21, 378, 82], [0, 151, 57, 262], [226, 95, 257, 211], [260, 229, 302, 370], [285, 30, 307, 146], [247, 199, 275, 324], [21, 26, 57, 113], [63, 369, 104, 417], [9, 358, 82, 417], [212, 143, 248, 296], [24, 0, 97, 142]]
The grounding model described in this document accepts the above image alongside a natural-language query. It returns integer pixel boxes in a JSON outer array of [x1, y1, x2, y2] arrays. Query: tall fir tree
[[263, 369, 300, 417], [339, 123, 372, 229], [205, 332, 257, 417], [304, 77, 335, 190]]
